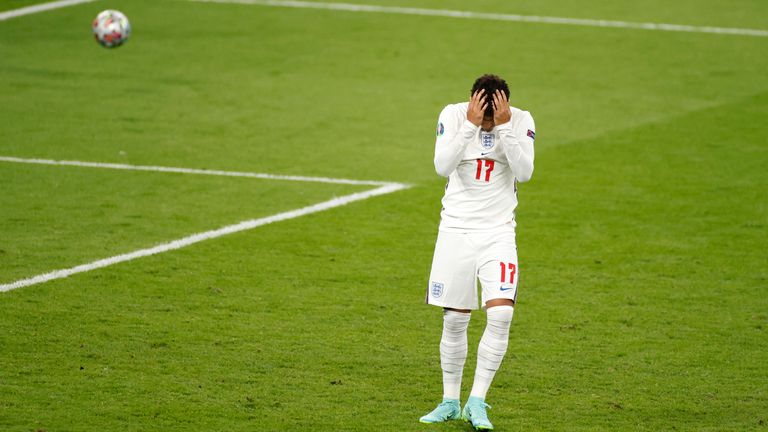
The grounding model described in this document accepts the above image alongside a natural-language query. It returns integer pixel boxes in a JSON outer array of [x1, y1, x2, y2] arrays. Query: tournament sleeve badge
[[436, 122, 445, 137], [527, 129, 536, 140]]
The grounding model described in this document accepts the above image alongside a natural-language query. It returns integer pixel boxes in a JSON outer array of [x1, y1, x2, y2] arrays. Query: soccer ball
[[92, 10, 131, 48]]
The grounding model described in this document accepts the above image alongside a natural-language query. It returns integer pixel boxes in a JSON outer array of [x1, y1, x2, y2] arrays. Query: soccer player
[[419, 74, 535, 430]]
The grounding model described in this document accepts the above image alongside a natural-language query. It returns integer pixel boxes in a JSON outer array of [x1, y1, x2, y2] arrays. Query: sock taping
[[470, 305, 514, 399], [440, 310, 470, 400]]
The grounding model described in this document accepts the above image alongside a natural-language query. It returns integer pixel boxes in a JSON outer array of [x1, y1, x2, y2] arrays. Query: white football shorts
[[426, 229, 519, 310]]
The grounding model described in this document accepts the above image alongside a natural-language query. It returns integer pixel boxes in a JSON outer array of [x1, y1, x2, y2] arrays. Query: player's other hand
[[467, 89, 487, 127], [492, 90, 512, 126]]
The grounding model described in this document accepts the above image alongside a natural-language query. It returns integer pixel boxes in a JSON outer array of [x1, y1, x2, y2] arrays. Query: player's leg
[[463, 231, 519, 430], [441, 307, 471, 400], [420, 307, 469, 423], [421, 231, 478, 424], [462, 302, 513, 430], [470, 300, 515, 401]]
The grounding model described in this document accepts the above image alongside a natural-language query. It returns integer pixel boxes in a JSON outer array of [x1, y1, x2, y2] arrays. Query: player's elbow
[[516, 165, 534, 183], [434, 158, 452, 177]]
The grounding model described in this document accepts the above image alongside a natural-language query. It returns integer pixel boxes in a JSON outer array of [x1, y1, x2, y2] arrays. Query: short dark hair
[[471, 74, 510, 117]]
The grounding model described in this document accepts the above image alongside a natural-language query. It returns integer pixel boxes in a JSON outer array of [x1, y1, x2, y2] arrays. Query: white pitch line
[[0, 0, 98, 21], [0, 155, 410, 292], [188, 0, 768, 38], [0, 182, 409, 293], [0, 156, 391, 186]]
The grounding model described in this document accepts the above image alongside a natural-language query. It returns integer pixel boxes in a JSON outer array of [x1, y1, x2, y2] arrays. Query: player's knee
[[486, 304, 514, 330]]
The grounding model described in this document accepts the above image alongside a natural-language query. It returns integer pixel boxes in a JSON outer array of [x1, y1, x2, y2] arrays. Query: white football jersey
[[434, 102, 535, 232]]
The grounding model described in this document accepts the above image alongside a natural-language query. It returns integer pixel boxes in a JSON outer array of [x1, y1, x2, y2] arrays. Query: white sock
[[470, 305, 514, 399], [440, 310, 471, 400]]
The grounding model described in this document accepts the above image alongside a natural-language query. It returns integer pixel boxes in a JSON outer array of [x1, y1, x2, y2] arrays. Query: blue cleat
[[462, 396, 494, 430], [419, 398, 461, 424]]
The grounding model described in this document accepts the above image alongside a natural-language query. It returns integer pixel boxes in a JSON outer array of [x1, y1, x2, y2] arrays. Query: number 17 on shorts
[[497, 261, 518, 302]]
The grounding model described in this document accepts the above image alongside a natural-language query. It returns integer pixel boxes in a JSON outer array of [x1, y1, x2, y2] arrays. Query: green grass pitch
[[1, 0, 767, 430]]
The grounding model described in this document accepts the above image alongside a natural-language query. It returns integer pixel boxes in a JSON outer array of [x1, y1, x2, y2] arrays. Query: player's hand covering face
[[467, 89, 487, 127], [492, 90, 512, 126]]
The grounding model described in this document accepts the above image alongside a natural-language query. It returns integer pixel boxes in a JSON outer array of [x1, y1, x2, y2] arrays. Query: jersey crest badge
[[436, 122, 445, 136], [481, 132, 494, 150], [527, 129, 536, 140], [431, 281, 444, 298]]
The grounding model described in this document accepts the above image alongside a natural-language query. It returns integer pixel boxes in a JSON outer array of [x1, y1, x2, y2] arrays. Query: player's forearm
[[505, 143, 534, 182], [498, 126, 534, 182], [434, 120, 478, 177]]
